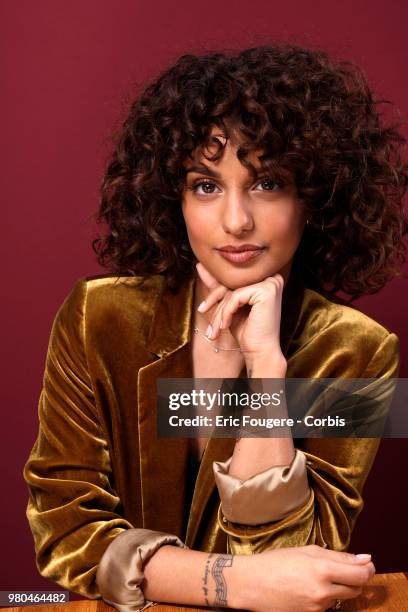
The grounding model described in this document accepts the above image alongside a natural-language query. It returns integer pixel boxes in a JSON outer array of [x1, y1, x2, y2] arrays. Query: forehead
[[186, 127, 264, 167]]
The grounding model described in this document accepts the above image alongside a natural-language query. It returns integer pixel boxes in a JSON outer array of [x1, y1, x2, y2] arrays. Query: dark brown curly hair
[[92, 43, 408, 300]]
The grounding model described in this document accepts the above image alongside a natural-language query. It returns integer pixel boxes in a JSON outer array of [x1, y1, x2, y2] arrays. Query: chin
[[216, 267, 274, 289]]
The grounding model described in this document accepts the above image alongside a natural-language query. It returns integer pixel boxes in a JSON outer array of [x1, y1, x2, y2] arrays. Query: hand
[[195, 262, 286, 363], [234, 545, 375, 612]]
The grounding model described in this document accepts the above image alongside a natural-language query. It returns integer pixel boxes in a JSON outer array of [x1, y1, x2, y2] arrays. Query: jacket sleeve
[[213, 448, 310, 525], [216, 332, 399, 555], [23, 279, 185, 599]]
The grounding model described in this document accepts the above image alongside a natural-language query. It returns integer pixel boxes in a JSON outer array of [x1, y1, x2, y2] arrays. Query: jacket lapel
[[137, 272, 195, 538]]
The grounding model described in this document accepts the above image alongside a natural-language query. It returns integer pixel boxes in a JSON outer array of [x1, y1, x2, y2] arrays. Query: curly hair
[[92, 43, 408, 300]]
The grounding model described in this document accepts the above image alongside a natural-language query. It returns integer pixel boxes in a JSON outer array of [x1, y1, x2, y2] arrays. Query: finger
[[225, 279, 282, 320], [195, 262, 222, 290], [215, 290, 252, 335], [207, 288, 249, 340], [325, 584, 363, 604], [308, 546, 371, 565], [197, 285, 229, 313], [207, 292, 233, 339], [210, 280, 283, 340], [267, 273, 286, 288], [325, 559, 375, 588]]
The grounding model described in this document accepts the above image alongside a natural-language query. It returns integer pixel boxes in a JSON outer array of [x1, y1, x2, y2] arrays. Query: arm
[[23, 279, 185, 599], [229, 355, 295, 476], [141, 546, 248, 610], [213, 354, 311, 526], [215, 332, 399, 555], [136, 536, 375, 612]]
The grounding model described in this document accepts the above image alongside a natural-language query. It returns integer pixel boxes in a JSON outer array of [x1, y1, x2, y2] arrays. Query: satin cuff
[[96, 528, 188, 611], [213, 448, 310, 525]]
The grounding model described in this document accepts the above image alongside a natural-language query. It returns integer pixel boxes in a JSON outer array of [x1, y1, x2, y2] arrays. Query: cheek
[[264, 210, 299, 235], [262, 205, 305, 248], [277, 201, 305, 230], [181, 204, 211, 243]]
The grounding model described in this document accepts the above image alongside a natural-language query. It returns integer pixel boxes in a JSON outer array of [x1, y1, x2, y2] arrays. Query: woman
[[24, 44, 407, 611]]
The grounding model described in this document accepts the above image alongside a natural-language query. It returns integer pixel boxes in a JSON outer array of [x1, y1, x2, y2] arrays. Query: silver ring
[[332, 600, 342, 610]]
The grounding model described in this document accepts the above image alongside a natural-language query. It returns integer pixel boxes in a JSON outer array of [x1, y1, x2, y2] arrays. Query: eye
[[254, 177, 282, 192], [190, 180, 221, 195]]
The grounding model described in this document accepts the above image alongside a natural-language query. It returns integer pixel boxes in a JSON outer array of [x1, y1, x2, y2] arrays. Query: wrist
[[245, 352, 287, 378], [228, 554, 255, 610]]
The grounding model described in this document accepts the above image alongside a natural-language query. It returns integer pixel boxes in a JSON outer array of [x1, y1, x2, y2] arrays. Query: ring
[[331, 600, 342, 610]]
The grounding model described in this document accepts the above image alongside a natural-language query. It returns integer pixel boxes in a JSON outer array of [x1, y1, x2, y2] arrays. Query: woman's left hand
[[195, 261, 286, 363]]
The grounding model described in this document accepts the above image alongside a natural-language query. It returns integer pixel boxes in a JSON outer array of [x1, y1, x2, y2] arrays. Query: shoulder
[[53, 272, 167, 349], [84, 271, 165, 301], [61, 272, 165, 311], [290, 287, 399, 377], [300, 287, 394, 340]]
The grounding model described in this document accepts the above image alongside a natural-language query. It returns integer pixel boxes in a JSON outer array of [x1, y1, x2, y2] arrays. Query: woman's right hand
[[235, 544, 375, 612]]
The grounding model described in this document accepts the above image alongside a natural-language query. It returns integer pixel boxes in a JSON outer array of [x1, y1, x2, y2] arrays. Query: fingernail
[[220, 319, 223, 329], [197, 300, 207, 312], [206, 324, 212, 338], [355, 554, 372, 561]]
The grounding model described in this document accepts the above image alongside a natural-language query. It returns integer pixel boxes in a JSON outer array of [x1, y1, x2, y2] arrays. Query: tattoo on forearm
[[202, 553, 234, 607], [202, 553, 213, 606], [212, 554, 234, 607]]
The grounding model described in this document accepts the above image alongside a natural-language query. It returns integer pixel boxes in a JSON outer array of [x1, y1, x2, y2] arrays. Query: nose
[[221, 191, 254, 235]]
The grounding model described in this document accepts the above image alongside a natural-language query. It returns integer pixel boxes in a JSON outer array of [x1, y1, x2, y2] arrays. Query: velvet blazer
[[23, 267, 399, 599]]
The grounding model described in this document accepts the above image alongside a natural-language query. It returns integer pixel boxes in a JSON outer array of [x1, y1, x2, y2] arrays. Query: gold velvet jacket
[[23, 268, 399, 599]]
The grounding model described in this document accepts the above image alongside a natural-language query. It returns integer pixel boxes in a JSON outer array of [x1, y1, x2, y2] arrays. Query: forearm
[[229, 352, 295, 479], [142, 545, 249, 609]]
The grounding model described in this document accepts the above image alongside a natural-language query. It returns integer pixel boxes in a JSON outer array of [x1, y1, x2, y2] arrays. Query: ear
[[195, 262, 222, 290]]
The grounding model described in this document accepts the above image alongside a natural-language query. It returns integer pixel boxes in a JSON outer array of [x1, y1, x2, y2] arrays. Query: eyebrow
[[185, 163, 267, 179], [185, 164, 222, 178]]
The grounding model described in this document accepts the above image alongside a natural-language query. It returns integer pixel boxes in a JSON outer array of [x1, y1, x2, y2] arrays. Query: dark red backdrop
[[2, 0, 407, 593]]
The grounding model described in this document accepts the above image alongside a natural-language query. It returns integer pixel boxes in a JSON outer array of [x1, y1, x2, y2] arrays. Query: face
[[181, 128, 307, 292]]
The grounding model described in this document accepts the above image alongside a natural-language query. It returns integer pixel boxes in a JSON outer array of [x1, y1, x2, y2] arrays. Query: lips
[[216, 247, 265, 263], [217, 244, 263, 252]]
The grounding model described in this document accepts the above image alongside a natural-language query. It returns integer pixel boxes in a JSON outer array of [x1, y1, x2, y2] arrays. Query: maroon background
[[2, 0, 407, 594]]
